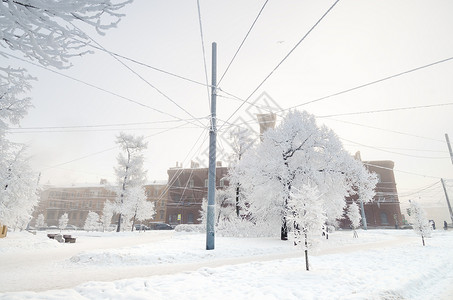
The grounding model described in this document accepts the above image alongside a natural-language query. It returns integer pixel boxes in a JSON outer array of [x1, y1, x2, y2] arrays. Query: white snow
[[1, 229, 453, 299]]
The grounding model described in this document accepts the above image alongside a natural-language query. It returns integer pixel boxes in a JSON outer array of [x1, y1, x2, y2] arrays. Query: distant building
[[32, 180, 167, 229], [144, 181, 168, 223], [166, 162, 229, 226], [341, 158, 403, 228], [33, 184, 115, 228]]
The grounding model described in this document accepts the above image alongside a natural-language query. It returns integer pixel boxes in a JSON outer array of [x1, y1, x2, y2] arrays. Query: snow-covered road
[[1, 229, 423, 294]]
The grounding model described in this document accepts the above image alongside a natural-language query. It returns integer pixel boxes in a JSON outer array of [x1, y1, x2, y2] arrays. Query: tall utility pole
[[441, 178, 453, 224], [445, 134, 453, 164], [206, 42, 217, 250]]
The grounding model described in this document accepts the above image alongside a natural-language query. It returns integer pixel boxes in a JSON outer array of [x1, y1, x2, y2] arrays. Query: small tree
[[84, 211, 100, 231], [58, 213, 68, 232], [286, 184, 325, 271], [409, 200, 432, 246], [35, 214, 45, 229], [128, 186, 155, 231], [346, 202, 361, 238], [101, 201, 114, 231], [111, 133, 148, 232]]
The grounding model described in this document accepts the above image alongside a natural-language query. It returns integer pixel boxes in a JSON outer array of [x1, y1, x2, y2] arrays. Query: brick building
[[32, 181, 167, 229], [341, 159, 403, 228], [166, 163, 229, 226]]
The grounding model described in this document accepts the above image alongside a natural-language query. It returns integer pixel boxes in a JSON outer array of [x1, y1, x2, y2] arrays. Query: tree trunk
[[116, 213, 122, 232], [281, 215, 288, 240], [236, 185, 240, 217], [422, 235, 425, 246], [304, 232, 309, 271]]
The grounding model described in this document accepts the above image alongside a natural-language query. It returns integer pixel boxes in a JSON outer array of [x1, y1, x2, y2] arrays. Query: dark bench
[[47, 233, 76, 243]]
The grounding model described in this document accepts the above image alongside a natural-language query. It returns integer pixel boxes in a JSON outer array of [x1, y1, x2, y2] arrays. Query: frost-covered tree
[[1, 0, 132, 68], [0, 142, 39, 228], [84, 211, 100, 231], [101, 200, 114, 231], [1, 0, 131, 231], [237, 110, 377, 240], [111, 132, 148, 232], [58, 213, 68, 232], [199, 189, 236, 226], [35, 213, 45, 229], [286, 184, 325, 271], [228, 127, 256, 217], [347, 202, 361, 238], [127, 186, 155, 231], [409, 200, 432, 246]]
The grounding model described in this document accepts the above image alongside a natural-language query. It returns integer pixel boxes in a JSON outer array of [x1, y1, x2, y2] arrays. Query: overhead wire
[[217, 0, 270, 86], [324, 118, 446, 143], [1, 51, 205, 128], [287, 56, 453, 110], [219, 0, 341, 132], [342, 138, 449, 159], [71, 23, 206, 128], [196, 0, 212, 110], [317, 102, 453, 118]]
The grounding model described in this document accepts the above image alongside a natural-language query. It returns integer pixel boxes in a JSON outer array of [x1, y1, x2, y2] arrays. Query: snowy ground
[[0, 229, 452, 299]]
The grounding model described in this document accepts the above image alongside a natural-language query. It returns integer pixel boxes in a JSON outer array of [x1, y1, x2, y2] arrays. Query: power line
[[7, 118, 206, 131], [80, 41, 209, 88], [196, 0, 211, 110], [217, 0, 270, 86], [324, 118, 446, 143], [219, 0, 341, 132], [342, 138, 449, 159], [363, 162, 444, 180], [2, 51, 205, 128], [317, 102, 453, 118], [76, 26, 206, 129], [287, 56, 453, 110]]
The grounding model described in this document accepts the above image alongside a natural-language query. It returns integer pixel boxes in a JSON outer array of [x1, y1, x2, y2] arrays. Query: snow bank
[[0, 230, 452, 299]]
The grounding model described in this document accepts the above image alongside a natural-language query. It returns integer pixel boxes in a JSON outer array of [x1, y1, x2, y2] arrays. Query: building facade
[[32, 181, 167, 229], [166, 163, 229, 226], [33, 185, 116, 228], [341, 160, 403, 228]]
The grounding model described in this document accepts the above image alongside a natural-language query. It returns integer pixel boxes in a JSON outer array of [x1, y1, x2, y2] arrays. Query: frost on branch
[[0, 0, 133, 68], [0, 66, 34, 133], [0, 142, 38, 228], [110, 132, 151, 232], [409, 200, 432, 246], [236, 110, 377, 240], [346, 202, 361, 238]]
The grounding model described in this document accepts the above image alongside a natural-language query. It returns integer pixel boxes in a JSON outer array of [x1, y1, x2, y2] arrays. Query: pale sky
[[4, 0, 453, 209]]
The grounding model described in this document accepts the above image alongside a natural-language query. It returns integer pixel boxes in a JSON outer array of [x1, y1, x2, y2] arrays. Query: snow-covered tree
[[1, 0, 131, 232], [346, 202, 361, 238], [84, 211, 100, 231], [101, 200, 114, 231], [128, 186, 155, 231], [199, 189, 236, 226], [0, 142, 39, 228], [35, 213, 45, 229], [286, 184, 326, 271], [409, 200, 432, 246], [237, 110, 377, 240], [227, 127, 255, 217], [111, 132, 148, 232], [1, 0, 132, 68], [58, 213, 68, 232]]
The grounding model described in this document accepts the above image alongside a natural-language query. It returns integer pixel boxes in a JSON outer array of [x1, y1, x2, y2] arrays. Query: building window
[[219, 178, 225, 188], [204, 179, 208, 188], [159, 210, 164, 220], [188, 213, 194, 224], [380, 212, 389, 225], [189, 179, 194, 188]]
